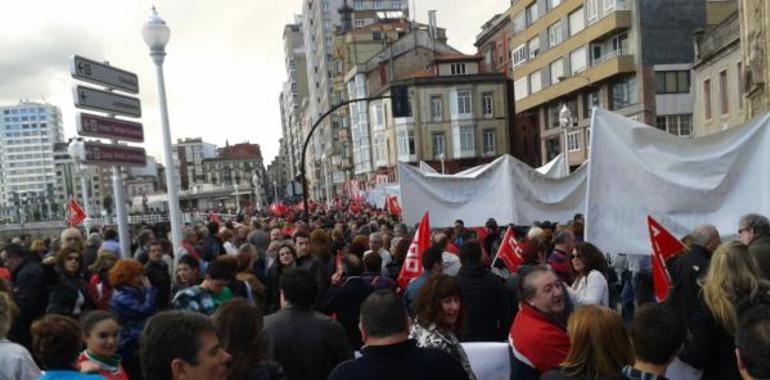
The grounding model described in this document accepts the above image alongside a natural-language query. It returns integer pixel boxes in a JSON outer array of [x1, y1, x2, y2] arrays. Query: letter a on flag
[[66, 198, 87, 227], [398, 212, 430, 289], [493, 226, 525, 274], [647, 216, 686, 302]]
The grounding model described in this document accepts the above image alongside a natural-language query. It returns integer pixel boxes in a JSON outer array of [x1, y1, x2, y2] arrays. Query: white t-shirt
[[568, 270, 609, 307], [0, 338, 41, 380]]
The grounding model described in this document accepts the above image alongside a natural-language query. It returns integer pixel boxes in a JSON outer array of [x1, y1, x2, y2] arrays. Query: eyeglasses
[[570, 254, 581, 259], [66, 256, 81, 262]]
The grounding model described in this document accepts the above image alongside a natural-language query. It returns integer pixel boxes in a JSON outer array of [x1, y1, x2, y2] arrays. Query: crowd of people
[[0, 205, 769, 380]]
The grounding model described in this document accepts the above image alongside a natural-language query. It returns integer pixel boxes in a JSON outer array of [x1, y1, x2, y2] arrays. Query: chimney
[[693, 29, 706, 59], [428, 10, 437, 39]]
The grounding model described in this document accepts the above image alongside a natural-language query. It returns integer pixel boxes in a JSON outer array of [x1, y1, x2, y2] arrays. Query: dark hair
[[207, 221, 220, 236], [414, 274, 465, 333], [630, 304, 686, 365], [206, 259, 234, 281], [138, 229, 154, 245], [342, 254, 364, 277], [349, 234, 369, 258], [104, 228, 118, 241], [213, 299, 267, 379], [421, 245, 443, 271], [178, 254, 200, 271], [459, 240, 482, 265], [1, 243, 26, 259], [140, 310, 218, 380], [148, 239, 163, 249], [736, 305, 770, 378], [81, 310, 119, 335], [54, 247, 84, 275], [573, 242, 610, 276], [519, 265, 555, 301], [293, 230, 310, 243], [392, 236, 411, 263], [279, 268, 317, 308], [360, 290, 408, 338], [363, 251, 382, 273], [454, 219, 464, 227], [31, 315, 82, 369]]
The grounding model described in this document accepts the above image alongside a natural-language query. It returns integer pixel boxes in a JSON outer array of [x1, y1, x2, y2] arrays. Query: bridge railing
[[0, 212, 239, 233]]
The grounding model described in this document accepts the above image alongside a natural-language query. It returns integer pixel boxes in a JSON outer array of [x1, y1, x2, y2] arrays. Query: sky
[[0, 0, 509, 165]]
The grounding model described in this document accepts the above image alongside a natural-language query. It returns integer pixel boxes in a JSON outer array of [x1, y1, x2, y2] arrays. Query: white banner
[[586, 109, 770, 254]]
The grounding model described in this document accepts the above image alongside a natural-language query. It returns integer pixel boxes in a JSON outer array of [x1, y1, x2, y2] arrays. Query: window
[[570, 47, 587, 74], [610, 76, 638, 110], [451, 63, 467, 75], [569, 7, 585, 35], [549, 0, 563, 10], [704, 79, 712, 119], [512, 44, 527, 67], [567, 131, 581, 151], [546, 137, 561, 160], [397, 129, 415, 158], [513, 12, 526, 34], [354, 0, 364, 10], [655, 71, 690, 94], [482, 94, 493, 117], [374, 104, 384, 129], [583, 88, 601, 116], [656, 114, 693, 137], [514, 77, 529, 101], [548, 21, 564, 48], [527, 37, 540, 60], [483, 130, 496, 155], [526, 4, 539, 26], [391, 0, 402, 8], [460, 126, 474, 151], [547, 103, 562, 130], [720, 70, 729, 115], [604, 0, 616, 12], [530, 71, 542, 93], [354, 19, 365, 28], [408, 129, 415, 155], [550, 59, 565, 84], [432, 133, 445, 158], [374, 0, 384, 9], [586, 0, 599, 23], [430, 96, 443, 121], [738, 62, 744, 109], [457, 91, 472, 114]]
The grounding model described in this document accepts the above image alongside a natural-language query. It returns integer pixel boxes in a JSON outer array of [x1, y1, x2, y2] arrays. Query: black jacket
[[328, 340, 469, 380], [44, 266, 92, 318], [319, 276, 375, 349], [144, 260, 171, 310], [666, 245, 711, 326], [456, 263, 511, 342], [296, 255, 330, 302], [8, 258, 47, 347], [749, 235, 770, 280], [265, 262, 289, 314], [263, 306, 353, 380]]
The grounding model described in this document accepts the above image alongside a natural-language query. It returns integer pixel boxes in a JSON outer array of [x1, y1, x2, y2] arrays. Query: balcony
[[515, 52, 635, 112]]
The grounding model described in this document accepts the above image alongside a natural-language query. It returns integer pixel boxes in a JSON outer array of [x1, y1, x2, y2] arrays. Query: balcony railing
[[592, 48, 630, 67]]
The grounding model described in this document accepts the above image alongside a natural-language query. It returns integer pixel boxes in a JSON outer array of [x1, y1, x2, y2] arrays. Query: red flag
[[66, 198, 87, 226], [386, 195, 401, 217], [493, 227, 525, 273], [208, 212, 222, 225], [647, 216, 686, 302], [397, 212, 431, 289]]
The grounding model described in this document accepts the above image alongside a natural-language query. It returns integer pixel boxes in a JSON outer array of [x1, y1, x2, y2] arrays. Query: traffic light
[[391, 85, 411, 118]]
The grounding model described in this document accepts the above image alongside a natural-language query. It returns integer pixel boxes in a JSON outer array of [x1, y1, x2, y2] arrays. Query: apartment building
[[173, 138, 217, 190]]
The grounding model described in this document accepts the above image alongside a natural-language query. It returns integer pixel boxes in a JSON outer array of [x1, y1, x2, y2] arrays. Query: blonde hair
[[561, 305, 633, 377], [89, 249, 118, 273], [701, 240, 770, 334]]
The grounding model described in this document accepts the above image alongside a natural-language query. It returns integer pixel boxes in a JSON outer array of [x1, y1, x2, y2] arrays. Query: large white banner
[[399, 155, 587, 227], [585, 109, 770, 254]]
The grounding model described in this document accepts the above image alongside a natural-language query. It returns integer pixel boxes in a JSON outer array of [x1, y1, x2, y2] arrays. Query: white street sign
[[74, 85, 141, 118], [71, 55, 139, 94]]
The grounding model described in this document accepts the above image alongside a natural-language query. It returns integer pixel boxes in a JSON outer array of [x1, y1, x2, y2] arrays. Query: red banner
[[397, 212, 430, 289], [493, 226, 525, 273], [647, 216, 685, 302], [386, 195, 401, 217], [66, 198, 87, 227]]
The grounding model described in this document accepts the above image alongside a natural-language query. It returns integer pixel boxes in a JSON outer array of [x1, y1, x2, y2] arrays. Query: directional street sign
[[82, 142, 147, 167], [71, 55, 139, 94], [77, 112, 144, 142], [74, 85, 141, 118]]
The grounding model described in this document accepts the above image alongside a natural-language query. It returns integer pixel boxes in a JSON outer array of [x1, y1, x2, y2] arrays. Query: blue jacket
[[109, 286, 156, 358]]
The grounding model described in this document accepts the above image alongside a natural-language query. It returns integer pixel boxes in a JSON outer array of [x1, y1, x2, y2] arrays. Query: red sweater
[[509, 302, 570, 373]]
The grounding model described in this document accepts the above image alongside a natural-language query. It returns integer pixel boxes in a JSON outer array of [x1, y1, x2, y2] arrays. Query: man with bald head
[[667, 224, 720, 326], [59, 227, 84, 252]]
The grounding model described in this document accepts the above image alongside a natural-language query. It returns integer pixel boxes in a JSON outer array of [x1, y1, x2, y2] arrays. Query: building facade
[[281, 19, 310, 180], [172, 137, 217, 190], [52, 142, 114, 220], [693, 11, 745, 136], [0, 102, 64, 221], [739, 0, 770, 119], [203, 143, 267, 210]]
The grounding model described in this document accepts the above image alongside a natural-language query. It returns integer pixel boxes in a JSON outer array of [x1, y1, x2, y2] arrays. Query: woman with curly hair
[[410, 273, 476, 380], [680, 240, 770, 379], [109, 259, 156, 380], [213, 299, 284, 380], [31, 315, 102, 379], [566, 242, 610, 307], [265, 243, 296, 314], [44, 247, 93, 319]]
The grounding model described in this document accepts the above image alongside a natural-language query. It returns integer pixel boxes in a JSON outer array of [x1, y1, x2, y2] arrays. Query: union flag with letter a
[[647, 215, 686, 302], [66, 198, 87, 227], [397, 212, 430, 289], [493, 226, 525, 273]]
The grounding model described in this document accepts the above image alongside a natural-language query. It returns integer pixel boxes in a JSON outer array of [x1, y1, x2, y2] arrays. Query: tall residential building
[[172, 138, 217, 190], [53, 142, 113, 219], [0, 102, 64, 221], [692, 11, 744, 137], [281, 19, 309, 180], [508, 0, 711, 167]]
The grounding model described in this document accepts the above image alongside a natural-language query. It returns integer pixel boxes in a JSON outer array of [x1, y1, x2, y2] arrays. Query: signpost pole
[[112, 142, 131, 257]]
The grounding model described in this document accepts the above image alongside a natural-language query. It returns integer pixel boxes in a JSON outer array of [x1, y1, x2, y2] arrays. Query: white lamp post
[[559, 103, 574, 173], [143, 6, 183, 261]]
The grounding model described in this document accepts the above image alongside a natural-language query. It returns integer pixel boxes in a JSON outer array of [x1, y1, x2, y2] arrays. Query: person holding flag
[[667, 225, 720, 327]]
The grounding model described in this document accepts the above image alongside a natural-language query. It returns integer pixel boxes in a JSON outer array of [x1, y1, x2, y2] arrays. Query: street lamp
[[321, 153, 331, 207], [559, 103, 576, 173], [438, 153, 446, 174], [68, 139, 93, 231], [143, 6, 183, 261]]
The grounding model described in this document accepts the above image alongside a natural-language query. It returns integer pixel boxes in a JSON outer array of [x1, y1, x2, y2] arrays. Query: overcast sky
[[0, 0, 508, 165]]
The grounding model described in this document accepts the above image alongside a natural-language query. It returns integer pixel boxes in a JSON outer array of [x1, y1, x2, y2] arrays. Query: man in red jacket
[[509, 265, 571, 378]]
